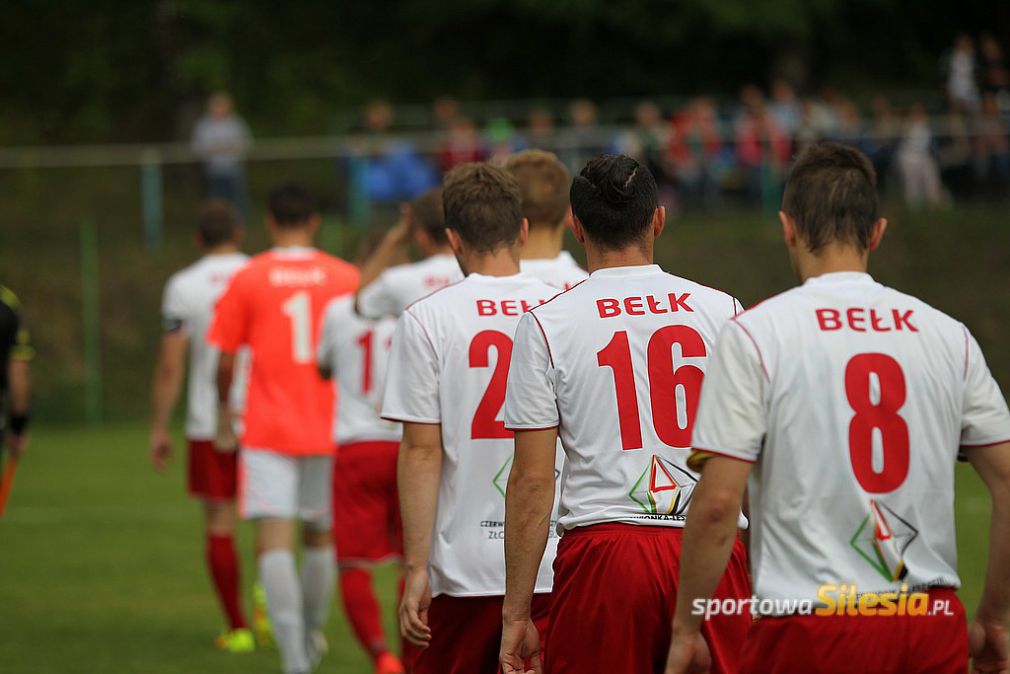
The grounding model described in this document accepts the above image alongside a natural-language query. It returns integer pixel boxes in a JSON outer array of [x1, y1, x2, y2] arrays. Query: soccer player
[[501, 154, 752, 674], [209, 184, 359, 674], [355, 187, 462, 320], [149, 201, 254, 652], [317, 237, 405, 674], [382, 163, 563, 674], [504, 149, 588, 290], [666, 143, 1010, 674], [0, 285, 33, 495]]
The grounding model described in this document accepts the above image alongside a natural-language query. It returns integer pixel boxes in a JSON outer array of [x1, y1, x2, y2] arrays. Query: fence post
[[80, 220, 103, 426], [141, 149, 163, 250]]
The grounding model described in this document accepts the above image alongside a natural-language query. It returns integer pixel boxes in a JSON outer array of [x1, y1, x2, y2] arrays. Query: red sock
[[207, 534, 248, 630], [340, 568, 387, 660]]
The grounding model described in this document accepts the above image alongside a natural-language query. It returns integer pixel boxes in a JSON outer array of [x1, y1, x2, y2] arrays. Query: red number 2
[[469, 330, 514, 439], [845, 353, 910, 493], [597, 326, 706, 450]]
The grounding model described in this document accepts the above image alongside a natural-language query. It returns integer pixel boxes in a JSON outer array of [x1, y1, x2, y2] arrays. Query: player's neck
[[459, 249, 521, 277], [796, 245, 869, 283], [205, 243, 240, 256], [584, 242, 653, 274], [521, 226, 565, 260], [423, 244, 455, 258], [271, 229, 315, 249]]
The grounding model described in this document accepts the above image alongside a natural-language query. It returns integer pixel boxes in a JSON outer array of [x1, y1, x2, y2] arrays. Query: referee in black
[[0, 285, 33, 464]]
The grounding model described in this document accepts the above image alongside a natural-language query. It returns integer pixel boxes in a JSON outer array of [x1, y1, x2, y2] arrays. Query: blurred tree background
[[1, 0, 1008, 145]]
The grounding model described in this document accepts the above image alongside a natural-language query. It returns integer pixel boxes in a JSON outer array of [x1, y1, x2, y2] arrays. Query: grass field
[[0, 425, 401, 674], [0, 423, 998, 673]]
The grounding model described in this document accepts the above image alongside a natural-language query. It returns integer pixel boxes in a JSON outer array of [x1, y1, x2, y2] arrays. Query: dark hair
[[781, 142, 878, 253], [410, 188, 448, 245], [504, 150, 571, 230], [570, 154, 658, 249], [442, 163, 523, 253], [196, 200, 241, 248], [268, 183, 317, 228]]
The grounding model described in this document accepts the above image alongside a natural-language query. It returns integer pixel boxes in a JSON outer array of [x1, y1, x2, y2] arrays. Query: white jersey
[[520, 251, 588, 290], [692, 272, 1010, 610], [504, 264, 744, 534], [357, 253, 462, 319], [161, 253, 249, 440], [382, 273, 563, 597], [317, 296, 400, 445]]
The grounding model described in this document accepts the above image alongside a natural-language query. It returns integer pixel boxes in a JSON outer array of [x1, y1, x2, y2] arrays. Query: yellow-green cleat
[[252, 581, 275, 648], [214, 627, 255, 653]]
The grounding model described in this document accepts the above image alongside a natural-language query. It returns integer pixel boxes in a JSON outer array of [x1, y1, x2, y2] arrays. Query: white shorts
[[239, 449, 333, 527]]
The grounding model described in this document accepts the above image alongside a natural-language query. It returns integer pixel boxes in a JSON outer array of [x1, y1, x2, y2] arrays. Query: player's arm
[[213, 350, 238, 451], [6, 293, 34, 459], [316, 304, 337, 381], [354, 206, 413, 317], [149, 331, 187, 471], [207, 274, 248, 452], [397, 421, 442, 647], [967, 442, 1010, 674]]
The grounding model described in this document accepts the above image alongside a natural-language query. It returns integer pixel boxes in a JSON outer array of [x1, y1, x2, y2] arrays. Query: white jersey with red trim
[[382, 273, 563, 597], [503, 264, 744, 534], [161, 252, 249, 440], [357, 253, 462, 319], [691, 271, 1010, 609], [318, 296, 400, 446], [520, 251, 588, 290]]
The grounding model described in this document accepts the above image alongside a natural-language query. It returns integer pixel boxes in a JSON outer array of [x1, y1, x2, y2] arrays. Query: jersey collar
[[589, 264, 662, 278], [803, 271, 875, 286]]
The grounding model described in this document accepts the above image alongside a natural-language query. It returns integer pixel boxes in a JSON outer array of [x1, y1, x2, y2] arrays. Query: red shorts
[[187, 439, 238, 501], [410, 593, 552, 674], [332, 440, 402, 563], [546, 523, 752, 674], [741, 587, 967, 674]]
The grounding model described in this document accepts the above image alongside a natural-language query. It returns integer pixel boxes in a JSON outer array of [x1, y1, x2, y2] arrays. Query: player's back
[[520, 251, 588, 290], [319, 296, 400, 445], [212, 247, 359, 454], [358, 253, 462, 318], [728, 271, 1010, 601], [163, 253, 248, 439], [383, 272, 562, 596], [516, 264, 741, 532]]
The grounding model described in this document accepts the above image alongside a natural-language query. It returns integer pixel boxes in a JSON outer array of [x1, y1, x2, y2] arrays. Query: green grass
[[0, 424, 998, 673], [0, 424, 401, 674]]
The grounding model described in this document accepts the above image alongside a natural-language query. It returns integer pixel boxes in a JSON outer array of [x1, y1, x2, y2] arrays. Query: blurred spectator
[[973, 92, 1010, 188], [432, 96, 461, 130], [897, 104, 945, 207], [834, 97, 863, 144], [438, 116, 485, 171], [523, 107, 556, 152], [561, 99, 611, 170], [357, 100, 438, 203], [769, 79, 802, 137], [735, 85, 790, 201], [946, 34, 980, 113], [191, 92, 252, 219], [669, 97, 728, 207], [485, 117, 522, 165], [862, 96, 902, 194], [979, 35, 1010, 114], [617, 101, 675, 198]]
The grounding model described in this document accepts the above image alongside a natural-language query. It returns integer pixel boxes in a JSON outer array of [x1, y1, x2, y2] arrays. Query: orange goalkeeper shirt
[[209, 247, 359, 455]]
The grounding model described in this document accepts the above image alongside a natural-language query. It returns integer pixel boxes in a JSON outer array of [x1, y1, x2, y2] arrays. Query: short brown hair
[[504, 150, 571, 230], [410, 188, 447, 246], [442, 163, 523, 253], [196, 200, 241, 248], [782, 142, 878, 253]]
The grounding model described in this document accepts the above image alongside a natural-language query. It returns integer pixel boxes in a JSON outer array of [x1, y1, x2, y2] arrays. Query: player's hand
[[969, 618, 1009, 674], [665, 628, 711, 674], [500, 617, 543, 674], [213, 405, 238, 453], [7, 431, 29, 461], [400, 567, 432, 648], [149, 428, 172, 472]]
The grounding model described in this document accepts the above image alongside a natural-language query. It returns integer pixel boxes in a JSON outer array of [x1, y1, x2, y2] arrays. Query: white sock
[[260, 549, 309, 674], [300, 546, 336, 633]]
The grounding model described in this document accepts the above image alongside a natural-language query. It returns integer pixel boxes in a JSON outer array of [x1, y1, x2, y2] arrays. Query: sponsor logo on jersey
[[850, 498, 918, 582], [629, 454, 696, 516]]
